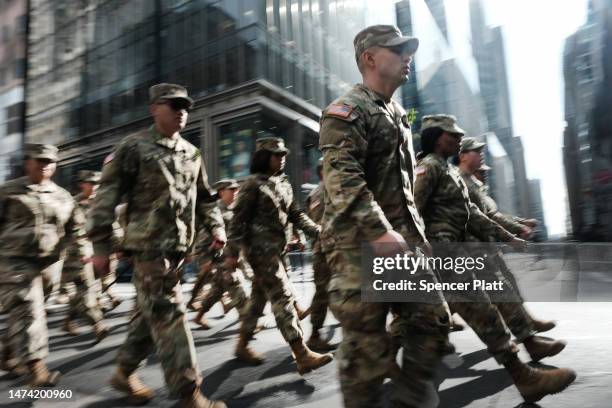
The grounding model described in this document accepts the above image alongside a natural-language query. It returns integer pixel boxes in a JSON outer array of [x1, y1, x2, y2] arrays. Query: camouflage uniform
[[304, 182, 331, 334], [319, 77, 450, 407], [196, 197, 249, 319], [414, 119, 523, 364], [62, 189, 105, 327], [87, 122, 225, 396], [228, 168, 319, 344], [0, 153, 88, 370]]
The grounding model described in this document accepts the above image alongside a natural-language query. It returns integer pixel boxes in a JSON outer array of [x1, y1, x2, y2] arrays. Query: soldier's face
[[269, 152, 287, 174], [437, 132, 462, 157], [80, 182, 97, 198], [219, 187, 239, 205], [25, 158, 56, 184], [150, 99, 189, 134], [376, 47, 413, 85], [462, 150, 482, 172]]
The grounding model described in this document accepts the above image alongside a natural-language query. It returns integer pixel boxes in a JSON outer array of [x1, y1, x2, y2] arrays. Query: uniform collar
[[429, 153, 449, 168], [24, 178, 57, 193], [150, 125, 186, 151]]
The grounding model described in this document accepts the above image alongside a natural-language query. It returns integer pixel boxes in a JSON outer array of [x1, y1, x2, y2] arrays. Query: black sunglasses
[[157, 99, 192, 112]]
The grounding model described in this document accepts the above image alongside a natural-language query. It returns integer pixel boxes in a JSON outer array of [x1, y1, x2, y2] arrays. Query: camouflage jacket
[[227, 172, 320, 257], [87, 125, 225, 255], [64, 192, 95, 269], [305, 182, 324, 253], [0, 177, 88, 267], [414, 153, 514, 242], [459, 169, 525, 236], [318, 84, 426, 251]]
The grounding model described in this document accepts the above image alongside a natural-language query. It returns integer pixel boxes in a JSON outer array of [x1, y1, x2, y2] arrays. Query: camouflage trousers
[[116, 252, 201, 396], [95, 255, 120, 306], [189, 259, 214, 304], [327, 248, 450, 408], [310, 251, 331, 332], [0, 257, 51, 364], [431, 233, 520, 364], [241, 249, 303, 343], [61, 262, 103, 324], [199, 264, 248, 318]]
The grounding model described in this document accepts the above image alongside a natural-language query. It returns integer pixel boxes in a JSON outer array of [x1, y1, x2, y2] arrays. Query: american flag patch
[[326, 103, 353, 119], [103, 152, 115, 165]]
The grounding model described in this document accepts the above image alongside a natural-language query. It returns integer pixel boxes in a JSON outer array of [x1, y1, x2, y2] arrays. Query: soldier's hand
[[508, 237, 527, 252], [81, 256, 92, 264], [523, 219, 539, 228], [371, 230, 409, 256], [92, 255, 111, 274], [519, 226, 533, 240]]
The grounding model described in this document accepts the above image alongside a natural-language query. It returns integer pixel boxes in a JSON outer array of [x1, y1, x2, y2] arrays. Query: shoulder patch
[[103, 152, 115, 165], [416, 166, 427, 176], [326, 103, 353, 119]]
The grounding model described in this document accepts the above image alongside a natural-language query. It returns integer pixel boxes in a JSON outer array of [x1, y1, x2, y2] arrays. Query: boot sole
[[521, 371, 577, 403], [297, 354, 333, 375], [31, 371, 61, 387], [530, 342, 567, 362]]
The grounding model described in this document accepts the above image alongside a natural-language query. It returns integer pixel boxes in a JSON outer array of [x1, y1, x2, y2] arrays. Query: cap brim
[[383, 36, 419, 55], [31, 154, 58, 162], [157, 95, 194, 107]]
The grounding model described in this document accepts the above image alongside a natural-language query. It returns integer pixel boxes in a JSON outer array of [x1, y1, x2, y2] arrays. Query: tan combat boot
[[28, 359, 61, 387], [62, 318, 80, 336], [295, 304, 311, 321], [93, 322, 110, 344], [1, 346, 28, 379], [109, 366, 155, 405], [532, 319, 556, 333], [504, 357, 576, 403], [234, 331, 264, 365], [289, 339, 333, 375], [523, 336, 566, 362], [192, 313, 211, 330], [180, 388, 227, 408]]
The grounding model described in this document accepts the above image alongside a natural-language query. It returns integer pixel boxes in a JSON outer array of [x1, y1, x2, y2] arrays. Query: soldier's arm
[[288, 199, 320, 239], [413, 159, 441, 217], [87, 141, 137, 255], [63, 198, 90, 259], [490, 211, 527, 236], [319, 111, 393, 241], [196, 159, 226, 244], [226, 178, 258, 257], [467, 201, 515, 242]]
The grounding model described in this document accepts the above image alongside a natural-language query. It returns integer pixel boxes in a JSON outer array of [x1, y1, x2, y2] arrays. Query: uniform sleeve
[[62, 198, 90, 259], [226, 178, 258, 257], [479, 192, 525, 235], [87, 141, 138, 256], [196, 159, 226, 242], [466, 202, 515, 242], [319, 111, 392, 241], [413, 159, 441, 217], [288, 198, 320, 239]]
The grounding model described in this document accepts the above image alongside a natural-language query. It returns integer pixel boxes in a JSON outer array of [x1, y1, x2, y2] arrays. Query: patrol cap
[[460, 137, 486, 153], [420, 114, 465, 135], [149, 83, 194, 107], [477, 163, 491, 172], [24, 143, 58, 162], [78, 170, 101, 184], [214, 178, 240, 191], [354, 25, 419, 62], [255, 137, 290, 154]]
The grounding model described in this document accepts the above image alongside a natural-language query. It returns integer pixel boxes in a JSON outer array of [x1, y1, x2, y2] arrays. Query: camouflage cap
[[24, 143, 58, 162], [460, 137, 486, 153], [214, 178, 240, 191], [78, 170, 101, 184], [255, 137, 290, 154], [477, 163, 491, 172], [149, 83, 194, 106], [420, 114, 465, 135], [354, 25, 419, 62]]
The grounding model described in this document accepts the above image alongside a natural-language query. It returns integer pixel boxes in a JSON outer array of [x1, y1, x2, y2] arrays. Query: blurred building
[[563, 0, 612, 241], [396, 0, 486, 140], [528, 179, 548, 241], [0, 0, 27, 183], [470, 0, 531, 218], [26, 0, 396, 197], [483, 132, 516, 215]]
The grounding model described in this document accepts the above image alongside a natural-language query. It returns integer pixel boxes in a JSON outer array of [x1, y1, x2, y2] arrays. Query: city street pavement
[[1, 261, 611, 408]]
